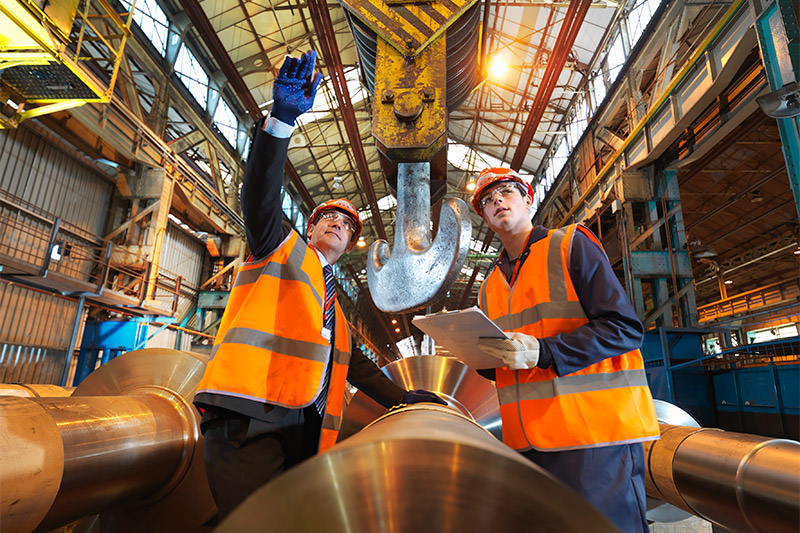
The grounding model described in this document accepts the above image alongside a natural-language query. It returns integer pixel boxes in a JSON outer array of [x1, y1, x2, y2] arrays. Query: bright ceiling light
[[466, 179, 476, 192], [356, 237, 366, 247], [724, 280, 733, 285], [394, 327, 401, 333], [391, 319, 398, 324], [488, 54, 508, 79]]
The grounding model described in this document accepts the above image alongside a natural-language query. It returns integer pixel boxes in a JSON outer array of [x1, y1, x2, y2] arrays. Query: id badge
[[321, 327, 332, 341]]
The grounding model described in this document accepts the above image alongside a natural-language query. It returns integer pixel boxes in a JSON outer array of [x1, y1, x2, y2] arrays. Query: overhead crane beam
[[306, 0, 388, 241], [510, 0, 591, 172]]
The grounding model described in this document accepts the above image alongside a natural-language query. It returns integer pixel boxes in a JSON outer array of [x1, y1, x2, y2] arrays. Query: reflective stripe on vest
[[480, 224, 659, 451], [195, 231, 352, 427], [497, 368, 650, 405]]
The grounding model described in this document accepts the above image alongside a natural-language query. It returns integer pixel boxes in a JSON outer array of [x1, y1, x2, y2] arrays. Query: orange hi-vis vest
[[195, 231, 351, 452], [479, 224, 659, 452]]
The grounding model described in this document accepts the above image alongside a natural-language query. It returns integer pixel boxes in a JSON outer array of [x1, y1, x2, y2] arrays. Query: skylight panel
[[296, 67, 367, 129], [448, 142, 509, 172], [175, 45, 209, 108], [119, 0, 168, 56], [213, 98, 239, 147], [469, 237, 497, 255], [377, 195, 397, 211]]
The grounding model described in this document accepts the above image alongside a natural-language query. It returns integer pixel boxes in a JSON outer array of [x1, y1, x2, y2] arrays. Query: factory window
[[119, 0, 169, 56], [627, 0, 661, 48], [590, 73, 607, 110], [566, 96, 589, 149], [280, 188, 307, 236], [606, 32, 626, 86], [175, 45, 209, 108], [550, 139, 569, 178], [746, 324, 799, 344], [214, 98, 239, 147], [448, 142, 508, 172]]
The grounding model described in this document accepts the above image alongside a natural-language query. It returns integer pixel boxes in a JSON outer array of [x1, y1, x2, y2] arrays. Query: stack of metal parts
[[1, 353, 798, 531]]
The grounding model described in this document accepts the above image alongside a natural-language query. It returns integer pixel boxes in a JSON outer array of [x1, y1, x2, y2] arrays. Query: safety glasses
[[478, 183, 521, 211], [319, 210, 356, 233]]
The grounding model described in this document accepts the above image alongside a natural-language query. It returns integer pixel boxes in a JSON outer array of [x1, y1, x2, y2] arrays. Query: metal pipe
[[4, 394, 193, 531], [344, 361, 800, 532], [217, 403, 617, 532], [644, 423, 800, 533], [0, 348, 215, 532], [0, 383, 73, 397]]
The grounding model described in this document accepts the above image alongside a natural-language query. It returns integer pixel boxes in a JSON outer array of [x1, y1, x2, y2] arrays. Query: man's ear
[[307, 223, 315, 241]]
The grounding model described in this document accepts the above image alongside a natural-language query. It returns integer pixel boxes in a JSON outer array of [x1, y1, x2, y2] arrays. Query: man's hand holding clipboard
[[477, 332, 541, 369], [412, 307, 513, 369]]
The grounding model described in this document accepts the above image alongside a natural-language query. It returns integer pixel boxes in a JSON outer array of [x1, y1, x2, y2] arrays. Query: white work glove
[[478, 332, 540, 370]]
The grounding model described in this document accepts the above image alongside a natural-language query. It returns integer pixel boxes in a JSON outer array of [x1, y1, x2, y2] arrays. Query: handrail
[[697, 278, 800, 322]]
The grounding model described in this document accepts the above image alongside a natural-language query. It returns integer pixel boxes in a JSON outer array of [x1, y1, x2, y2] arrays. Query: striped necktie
[[315, 264, 335, 415]]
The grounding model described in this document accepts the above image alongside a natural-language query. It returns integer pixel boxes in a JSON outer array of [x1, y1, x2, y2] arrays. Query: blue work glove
[[403, 389, 448, 406], [271, 50, 323, 125]]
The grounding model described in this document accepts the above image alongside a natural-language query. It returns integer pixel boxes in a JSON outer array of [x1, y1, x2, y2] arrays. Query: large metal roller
[[216, 403, 617, 532], [341, 356, 800, 533], [339, 354, 501, 440], [644, 400, 800, 533], [0, 384, 73, 397], [0, 348, 215, 532]]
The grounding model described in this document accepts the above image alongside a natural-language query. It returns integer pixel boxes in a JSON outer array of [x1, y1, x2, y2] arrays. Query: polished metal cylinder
[[218, 403, 617, 532], [0, 383, 73, 397], [0, 397, 64, 533], [340, 355, 501, 440], [644, 424, 800, 533], [0, 348, 215, 532], [36, 394, 194, 530]]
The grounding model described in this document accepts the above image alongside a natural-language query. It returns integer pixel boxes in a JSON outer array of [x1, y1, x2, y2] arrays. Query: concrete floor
[[651, 515, 713, 533]]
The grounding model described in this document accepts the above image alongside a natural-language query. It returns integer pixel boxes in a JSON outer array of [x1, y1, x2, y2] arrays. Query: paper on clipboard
[[411, 306, 508, 369]]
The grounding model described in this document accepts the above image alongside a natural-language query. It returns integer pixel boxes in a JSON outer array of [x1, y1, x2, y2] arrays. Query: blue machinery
[[72, 318, 174, 385], [642, 327, 800, 440]]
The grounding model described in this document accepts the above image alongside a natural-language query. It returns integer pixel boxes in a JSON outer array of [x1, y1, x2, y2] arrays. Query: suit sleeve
[[241, 118, 293, 259], [538, 226, 644, 376], [346, 345, 406, 408]]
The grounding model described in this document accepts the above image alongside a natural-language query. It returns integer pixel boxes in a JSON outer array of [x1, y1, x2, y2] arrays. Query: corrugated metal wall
[[0, 126, 112, 235], [156, 221, 205, 319], [161, 222, 204, 287], [145, 325, 193, 352], [0, 126, 110, 384], [0, 282, 81, 384]]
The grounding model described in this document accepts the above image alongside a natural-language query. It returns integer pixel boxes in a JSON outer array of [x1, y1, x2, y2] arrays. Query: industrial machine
[[2, 351, 799, 532], [338, 0, 483, 313]]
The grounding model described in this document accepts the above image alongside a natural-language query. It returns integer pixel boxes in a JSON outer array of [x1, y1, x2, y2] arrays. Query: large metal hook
[[367, 162, 471, 313]]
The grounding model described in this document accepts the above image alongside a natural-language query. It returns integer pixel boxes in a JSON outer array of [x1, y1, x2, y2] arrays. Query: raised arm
[[240, 51, 323, 259]]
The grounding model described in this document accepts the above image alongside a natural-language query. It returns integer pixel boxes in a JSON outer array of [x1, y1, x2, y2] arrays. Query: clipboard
[[411, 306, 508, 368]]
